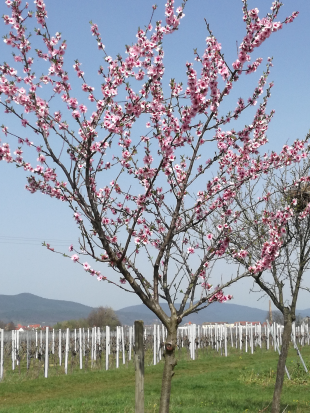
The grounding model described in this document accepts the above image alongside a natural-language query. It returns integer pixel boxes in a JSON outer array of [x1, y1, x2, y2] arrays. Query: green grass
[[0, 345, 310, 412]]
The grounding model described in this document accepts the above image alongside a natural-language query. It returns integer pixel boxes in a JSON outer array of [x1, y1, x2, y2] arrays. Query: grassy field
[[0, 345, 310, 412]]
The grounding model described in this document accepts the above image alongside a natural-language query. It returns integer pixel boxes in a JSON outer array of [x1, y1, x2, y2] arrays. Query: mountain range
[[1, 293, 309, 326]]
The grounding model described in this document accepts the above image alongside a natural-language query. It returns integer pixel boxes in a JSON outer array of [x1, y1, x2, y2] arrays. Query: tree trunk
[[159, 322, 178, 413], [271, 313, 292, 413]]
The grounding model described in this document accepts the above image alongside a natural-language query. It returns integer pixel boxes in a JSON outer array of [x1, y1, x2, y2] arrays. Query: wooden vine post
[[134, 320, 144, 413]]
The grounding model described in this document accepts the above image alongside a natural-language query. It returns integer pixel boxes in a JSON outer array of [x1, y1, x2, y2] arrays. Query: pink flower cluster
[[208, 286, 232, 303], [0, 0, 305, 298]]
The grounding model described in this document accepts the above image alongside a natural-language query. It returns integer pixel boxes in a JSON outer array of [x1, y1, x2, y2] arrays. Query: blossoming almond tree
[[227, 159, 310, 413], [0, 0, 304, 410]]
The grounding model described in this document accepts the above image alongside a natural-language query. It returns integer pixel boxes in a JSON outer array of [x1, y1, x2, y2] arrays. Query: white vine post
[[94, 327, 97, 361], [0, 329, 3, 381], [81, 328, 84, 357], [16, 330, 19, 366], [191, 324, 196, 360], [121, 326, 125, 365], [44, 327, 49, 378], [79, 328, 83, 370], [11, 330, 15, 371], [157, 325, 160, 362], [40, 330, 43, 356], [92, 327, 96, 365], [59, 329, 62, 366], [224, 326, 227, 357], [91, 327, 93, 366], [153, 324, 157, 365], [26, 331, 29, 370], [97, 327, 101, 360], [129, 326, 132, 362], [220, 326, 223, 355], [105, 325, 110, 371], [65, 328, 69, 374], [52, 329, 55, 355], [116, 326, 120, 368], [35, 331, 38, 359]]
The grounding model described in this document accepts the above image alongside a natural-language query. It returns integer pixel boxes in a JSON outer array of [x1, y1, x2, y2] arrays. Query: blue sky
[[0, 0, 309, 313]]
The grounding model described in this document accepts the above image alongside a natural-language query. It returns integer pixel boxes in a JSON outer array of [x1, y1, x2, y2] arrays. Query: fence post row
[[0, 321, 309, 381]]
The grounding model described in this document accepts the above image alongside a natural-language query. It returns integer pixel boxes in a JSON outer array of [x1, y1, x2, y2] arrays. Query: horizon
[[1, 292, 310, 313]]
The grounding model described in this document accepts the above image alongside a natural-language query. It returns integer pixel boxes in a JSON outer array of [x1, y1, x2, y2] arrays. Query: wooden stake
[[135, 320, 144, 413]]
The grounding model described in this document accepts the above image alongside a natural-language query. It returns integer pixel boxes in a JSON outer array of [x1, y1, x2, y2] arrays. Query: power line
[[0, 235, 73, 247], [0, 235, 73, 242]]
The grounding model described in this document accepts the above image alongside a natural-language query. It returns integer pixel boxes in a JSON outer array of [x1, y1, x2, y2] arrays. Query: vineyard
[[0, 321, 309, 381]]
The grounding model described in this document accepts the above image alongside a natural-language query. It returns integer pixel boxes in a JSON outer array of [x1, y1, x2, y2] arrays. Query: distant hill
[[0, 293, 93, 325], [116, 302, 269, 325], [117, 303, 310, 325], [1, 293, 309, 326]]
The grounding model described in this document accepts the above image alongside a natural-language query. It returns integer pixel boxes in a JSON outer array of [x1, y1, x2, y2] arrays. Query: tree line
[[0, 307, 121, 331], [53, 306, 121, 330], [0, 320, 16, 331]]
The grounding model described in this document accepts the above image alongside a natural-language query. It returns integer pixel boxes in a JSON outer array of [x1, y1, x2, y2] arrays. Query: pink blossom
[[122, 151, 131, 159], [83, 262, 91, 271], [239, 250, 248, 258], [71, 254, 79, 262], [72, 110, 81, 119], [79, 104, 87, 113], [68, 244, 73, 252], [37, 154, 45, 164], [74, 213, 82, 223]]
